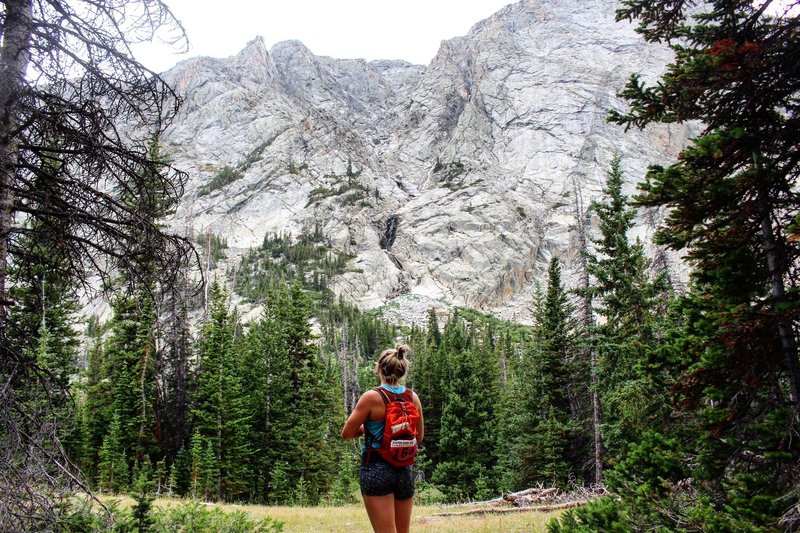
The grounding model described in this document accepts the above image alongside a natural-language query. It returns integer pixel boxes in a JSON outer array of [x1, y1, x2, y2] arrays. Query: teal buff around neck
[[380, 383, 405, 394]]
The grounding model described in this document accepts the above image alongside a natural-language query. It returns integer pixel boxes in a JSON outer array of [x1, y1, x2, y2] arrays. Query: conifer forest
[[1, 0, 799, 531]]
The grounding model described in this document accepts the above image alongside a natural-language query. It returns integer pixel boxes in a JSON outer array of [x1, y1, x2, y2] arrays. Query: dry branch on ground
[[432, 485, 605, 517]]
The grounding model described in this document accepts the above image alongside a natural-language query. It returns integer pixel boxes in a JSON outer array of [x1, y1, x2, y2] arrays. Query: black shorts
[[360, 452, 415, 500]]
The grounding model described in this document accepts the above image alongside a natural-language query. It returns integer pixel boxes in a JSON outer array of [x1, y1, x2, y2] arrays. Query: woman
[[341, 344, 424, 533]]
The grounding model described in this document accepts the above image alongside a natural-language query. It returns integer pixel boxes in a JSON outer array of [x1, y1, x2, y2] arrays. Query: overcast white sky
[[134, 0, 515, 73]]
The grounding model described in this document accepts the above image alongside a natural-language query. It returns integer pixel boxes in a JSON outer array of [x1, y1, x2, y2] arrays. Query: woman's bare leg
[[394, 497, 413, 533], [363, 494, 397, 533]]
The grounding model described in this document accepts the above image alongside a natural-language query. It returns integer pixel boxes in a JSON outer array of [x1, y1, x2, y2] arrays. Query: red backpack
[[369, 386, 420, 467]]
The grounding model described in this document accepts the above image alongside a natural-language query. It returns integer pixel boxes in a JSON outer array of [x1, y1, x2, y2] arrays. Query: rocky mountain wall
[[160, 0, 697, 324]]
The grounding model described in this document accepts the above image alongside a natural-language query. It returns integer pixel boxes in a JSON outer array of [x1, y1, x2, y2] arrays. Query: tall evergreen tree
[[408, 308, 447, 476], [505, 259, 580, 488], [97, 412, 129, 494], [432, 315, 499, 499], [556, 2, 800, 529], [586, 155, 666, 455], [534, 258, 581, 485], [242, 286, 295, 503], [171, 446, 191, 497], [6, 227, 79, 389], [96, 291, 159, 470], [192, 280, 251, 501], [280, 281, 340, 504], [240, 280, 341, 504]]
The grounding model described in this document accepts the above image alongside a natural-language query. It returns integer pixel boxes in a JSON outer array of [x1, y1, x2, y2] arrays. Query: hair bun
[[396, 344, 410, 360]]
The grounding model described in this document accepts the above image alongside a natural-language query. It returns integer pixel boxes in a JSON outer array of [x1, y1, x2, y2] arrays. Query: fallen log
[[502, 487, 542, 500], [450, 486, 554, 507], [512, 487, 559, 505], [432, 500, 589, 517]]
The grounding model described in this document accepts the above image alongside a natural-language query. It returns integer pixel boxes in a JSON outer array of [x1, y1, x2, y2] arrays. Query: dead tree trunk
[[573, 181, 603, 485], [760, 200, 800, 406], [0, 0, 33, 322]]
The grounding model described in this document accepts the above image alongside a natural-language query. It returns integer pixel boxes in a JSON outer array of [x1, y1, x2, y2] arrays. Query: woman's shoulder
[[409, 389, 422, 405], [360, 388, 383, 402]]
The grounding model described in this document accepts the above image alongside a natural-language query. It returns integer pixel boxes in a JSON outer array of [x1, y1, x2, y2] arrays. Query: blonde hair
[[377, 344, 411, 384]]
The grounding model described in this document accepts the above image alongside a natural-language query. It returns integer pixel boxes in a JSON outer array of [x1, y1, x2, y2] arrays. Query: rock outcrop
[[161, 0, 695, 323]]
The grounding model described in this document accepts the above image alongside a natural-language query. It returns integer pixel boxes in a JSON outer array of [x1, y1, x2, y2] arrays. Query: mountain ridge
[[159, 0, 696, 324]]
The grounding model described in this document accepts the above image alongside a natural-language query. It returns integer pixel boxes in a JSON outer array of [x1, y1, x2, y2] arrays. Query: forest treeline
[[14, 155, 671, 507]]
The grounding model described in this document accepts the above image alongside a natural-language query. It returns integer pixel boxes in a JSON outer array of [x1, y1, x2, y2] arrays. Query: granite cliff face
[[161, 0, 694, 323]]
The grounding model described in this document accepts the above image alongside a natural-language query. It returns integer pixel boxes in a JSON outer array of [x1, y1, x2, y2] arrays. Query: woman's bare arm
[[412, 391, 425, 443], [342, 391, 376, 439]]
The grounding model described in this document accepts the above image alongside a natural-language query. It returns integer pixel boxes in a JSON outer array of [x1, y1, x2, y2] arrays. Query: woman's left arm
[[412, 391, 424, 444]]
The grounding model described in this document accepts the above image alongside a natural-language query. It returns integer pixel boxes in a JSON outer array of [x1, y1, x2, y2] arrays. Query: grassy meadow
[[103, 496, 561, 532]]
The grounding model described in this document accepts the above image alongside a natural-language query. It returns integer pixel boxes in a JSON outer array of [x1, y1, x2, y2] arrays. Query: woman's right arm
[[341, 391, 374, 440]]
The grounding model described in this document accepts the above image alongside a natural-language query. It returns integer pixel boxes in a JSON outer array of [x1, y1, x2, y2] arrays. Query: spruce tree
[[585, 155, 665, 455], [505, 258, 580, 488], [555, 2, 800, 529], [432, 315, 499, 499], [281, 281, 339, 504], [407, 308, 447, 478], [242, 286, 295, 502], [268, 461, 292, 505], [172, 446, 191, 497], [533, 258, 580, 485], [192, 280, 251, 501], [96, 290, 159, 470], [190, 430, 203, 499], [131, 461, 155, 533], [7, 226, 79, 389], [97, 412, 129, 493]]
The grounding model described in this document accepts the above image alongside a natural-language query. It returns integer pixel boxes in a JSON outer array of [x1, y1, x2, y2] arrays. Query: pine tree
[[7, 226, 79, 390], [5, 217, 81, 479], [171, 446, 191, 497], [330, 453, 357, 504], [268, 461, 292, 505], [432, 315, 499, 499], [242, 286, 295, 503], [585, 155, 666, 455], [201, 439, 218, 501], [131, 461, 155, 533], [412, 309, 455, 474], [504, 258, 581, 488], [192, 280, 251, 501], [97, 413, 129, 493], [492, 335, 526, 492], [189, 430, 218, 501], [281, 282, 340, 504], [554, 2, 800, 529], [190, 430, 203, 499], [96, 290, 159, 470], [535, 258, 581, 485]]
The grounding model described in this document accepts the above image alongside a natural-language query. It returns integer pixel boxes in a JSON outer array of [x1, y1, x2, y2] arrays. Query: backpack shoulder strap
[[372, 386, 392, 405]]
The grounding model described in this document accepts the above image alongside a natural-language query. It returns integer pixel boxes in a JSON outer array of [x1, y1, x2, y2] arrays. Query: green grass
[[261, 503, 559, 532], [102, 496, 559, 532]]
